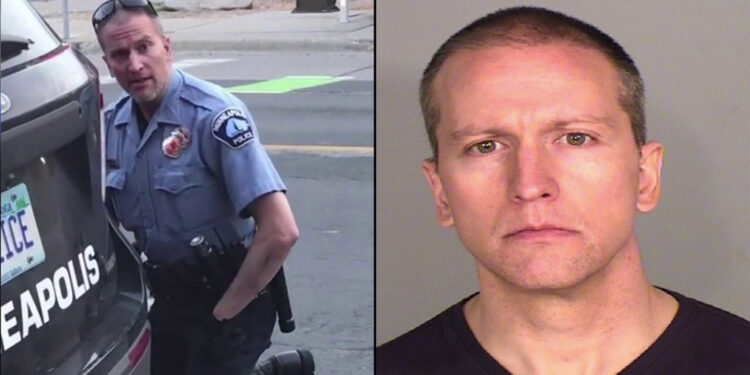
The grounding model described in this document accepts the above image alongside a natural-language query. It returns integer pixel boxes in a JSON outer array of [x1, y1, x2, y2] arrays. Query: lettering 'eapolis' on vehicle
[[1, 245, 100, 352], [1, 0, 151, 373]]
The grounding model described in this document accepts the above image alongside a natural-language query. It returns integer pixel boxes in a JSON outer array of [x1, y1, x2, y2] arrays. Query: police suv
[[1, 0, 151, 373]]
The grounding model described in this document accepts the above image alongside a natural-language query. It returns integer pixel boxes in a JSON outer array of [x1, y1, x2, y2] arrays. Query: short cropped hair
[[419, 6, 645, 159], [95, 3, 165, 51]]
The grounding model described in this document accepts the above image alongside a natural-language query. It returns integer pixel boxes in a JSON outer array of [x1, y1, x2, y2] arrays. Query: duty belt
[[137, 216, 254, 265], [143, 241, 248, 302]]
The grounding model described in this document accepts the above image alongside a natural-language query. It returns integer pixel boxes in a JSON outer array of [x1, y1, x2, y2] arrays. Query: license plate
[[1, 183, 46, 285]]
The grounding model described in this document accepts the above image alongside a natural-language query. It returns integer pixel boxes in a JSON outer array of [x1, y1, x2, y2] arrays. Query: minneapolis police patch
[[211, 108, 254, 149]]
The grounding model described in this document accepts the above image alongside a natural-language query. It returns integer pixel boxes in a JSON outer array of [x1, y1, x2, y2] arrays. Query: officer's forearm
[[228, 228, 294, 299], [224, 193, 298, 303]]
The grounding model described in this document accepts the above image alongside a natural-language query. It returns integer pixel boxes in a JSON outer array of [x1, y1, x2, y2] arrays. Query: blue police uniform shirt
[[104, 69, 286, 265]]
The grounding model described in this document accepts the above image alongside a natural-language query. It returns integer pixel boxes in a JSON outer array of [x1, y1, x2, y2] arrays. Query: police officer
[[92, 1, 299, 374]]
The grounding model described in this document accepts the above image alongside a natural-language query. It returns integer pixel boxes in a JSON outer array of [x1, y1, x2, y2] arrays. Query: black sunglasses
[[92, 0, 158, 31]]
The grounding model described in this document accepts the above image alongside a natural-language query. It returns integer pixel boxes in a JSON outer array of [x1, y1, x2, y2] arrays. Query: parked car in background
[[1, 0, 151, 373]]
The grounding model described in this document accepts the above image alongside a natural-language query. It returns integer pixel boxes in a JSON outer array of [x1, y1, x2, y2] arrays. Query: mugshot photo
[[376, 1, 750, 373]]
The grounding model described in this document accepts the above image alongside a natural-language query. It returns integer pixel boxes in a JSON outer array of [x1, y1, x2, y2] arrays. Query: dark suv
[[1, 0, 151, 374]]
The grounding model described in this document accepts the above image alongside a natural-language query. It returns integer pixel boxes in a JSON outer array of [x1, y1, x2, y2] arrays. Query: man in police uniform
[[92, 1, 299, 374]]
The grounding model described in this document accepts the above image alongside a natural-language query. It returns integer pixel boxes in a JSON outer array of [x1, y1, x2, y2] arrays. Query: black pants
[[149, 291, 276, 375]]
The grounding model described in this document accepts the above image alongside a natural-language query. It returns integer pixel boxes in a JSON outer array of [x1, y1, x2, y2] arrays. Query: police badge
[[162, 127, 190, 158]]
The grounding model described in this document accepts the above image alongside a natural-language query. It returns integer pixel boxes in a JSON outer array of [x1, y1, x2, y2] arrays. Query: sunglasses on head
[[92, 0, 158, 31]]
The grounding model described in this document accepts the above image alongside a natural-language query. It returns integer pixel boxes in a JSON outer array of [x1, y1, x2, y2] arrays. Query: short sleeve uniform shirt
[[104, 69, 285, 265]]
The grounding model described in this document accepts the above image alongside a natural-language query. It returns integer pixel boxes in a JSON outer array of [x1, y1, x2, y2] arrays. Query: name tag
[[1, 183, 46, 285]]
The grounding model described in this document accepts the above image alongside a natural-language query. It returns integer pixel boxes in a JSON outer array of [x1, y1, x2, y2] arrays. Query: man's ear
[[422, 159, 454, 227], [163, 36, 172, 61], [636, 141, 664, 213]]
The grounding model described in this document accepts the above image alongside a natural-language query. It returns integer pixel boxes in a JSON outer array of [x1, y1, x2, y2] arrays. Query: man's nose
[[127, 52, 144, 72], [508, 144, 559, 203]]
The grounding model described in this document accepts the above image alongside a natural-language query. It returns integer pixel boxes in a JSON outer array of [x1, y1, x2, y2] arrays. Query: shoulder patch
[[211, 108, 254, 149]]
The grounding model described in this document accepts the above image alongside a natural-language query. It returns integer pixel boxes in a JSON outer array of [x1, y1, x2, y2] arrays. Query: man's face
[[423, 43, 663, 291], [99, 11, 172, 106]]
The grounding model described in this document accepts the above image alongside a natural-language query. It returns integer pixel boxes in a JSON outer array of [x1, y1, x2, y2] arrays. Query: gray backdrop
[[376, 1, 750, 345]]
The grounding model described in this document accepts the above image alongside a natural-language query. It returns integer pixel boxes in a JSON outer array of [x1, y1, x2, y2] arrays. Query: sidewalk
[[29, 0, 373, 54]]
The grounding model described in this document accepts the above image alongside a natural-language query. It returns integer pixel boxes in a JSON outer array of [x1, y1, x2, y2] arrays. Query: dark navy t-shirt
[[376, 289, 750, 374]]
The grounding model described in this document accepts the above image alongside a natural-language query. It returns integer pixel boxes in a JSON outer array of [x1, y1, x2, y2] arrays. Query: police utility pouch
[[190, 235, 235, 295]]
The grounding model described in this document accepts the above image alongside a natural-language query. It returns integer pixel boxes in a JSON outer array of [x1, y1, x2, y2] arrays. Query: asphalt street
[[95, 51, 374, 375]]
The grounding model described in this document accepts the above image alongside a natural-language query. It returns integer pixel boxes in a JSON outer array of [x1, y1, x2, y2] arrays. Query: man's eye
[[470, 140, 500, 154], [561, 133, 592, 146], [137, 44, 149, 53], [112, 51, 128, 61]]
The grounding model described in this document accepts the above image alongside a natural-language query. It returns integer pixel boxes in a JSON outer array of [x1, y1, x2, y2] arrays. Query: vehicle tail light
[[128, 327, 151, 368]]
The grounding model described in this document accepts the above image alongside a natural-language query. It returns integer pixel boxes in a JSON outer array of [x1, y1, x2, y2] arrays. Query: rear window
[[0, 0, 61, 71]]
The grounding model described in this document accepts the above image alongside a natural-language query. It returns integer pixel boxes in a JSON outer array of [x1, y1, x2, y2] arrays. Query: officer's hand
[[213, 293, 252, 321]]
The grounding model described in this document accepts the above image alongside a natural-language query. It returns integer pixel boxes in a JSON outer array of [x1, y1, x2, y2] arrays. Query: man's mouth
[[129, 77, 151, 88], [504, 225, 577, 241]]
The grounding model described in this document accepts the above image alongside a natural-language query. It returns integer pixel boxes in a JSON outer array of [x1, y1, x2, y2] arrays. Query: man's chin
[[480, 255, 600, 293], [511, 276, 592, 294], [127, 80, 156, 98], [130, 90, 158, 105]]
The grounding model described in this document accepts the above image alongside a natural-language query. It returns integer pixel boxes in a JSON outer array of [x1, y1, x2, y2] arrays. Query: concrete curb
[[37, 4, 373, 55], [72, 37, 373, 55]]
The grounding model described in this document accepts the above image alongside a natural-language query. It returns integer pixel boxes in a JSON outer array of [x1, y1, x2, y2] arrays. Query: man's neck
[[136, 69, 173, 123], [465, 238, 678, 375], [138, 102, 158, 123], [134, 98, 161, 138], [136, 90, 166, 123]]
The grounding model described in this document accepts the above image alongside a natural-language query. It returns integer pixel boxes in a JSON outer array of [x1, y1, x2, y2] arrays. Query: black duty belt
[[143, 242, 247, 302]]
